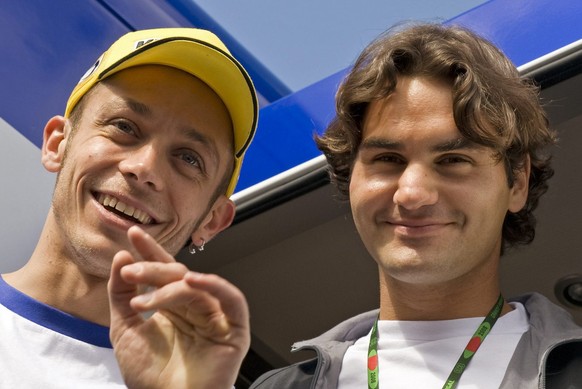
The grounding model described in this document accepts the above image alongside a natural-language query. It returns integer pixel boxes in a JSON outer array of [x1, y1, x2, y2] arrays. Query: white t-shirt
[[338, 303, 529, 389], [0, 276, 125, 387]]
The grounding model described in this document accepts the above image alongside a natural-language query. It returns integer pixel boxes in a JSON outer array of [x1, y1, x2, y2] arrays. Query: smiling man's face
[[349, 76, 529, 288], [46, 65, 234, 278]]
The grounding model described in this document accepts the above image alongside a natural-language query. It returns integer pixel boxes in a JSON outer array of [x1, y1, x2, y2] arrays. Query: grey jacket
[[250, 293, 582, 388]]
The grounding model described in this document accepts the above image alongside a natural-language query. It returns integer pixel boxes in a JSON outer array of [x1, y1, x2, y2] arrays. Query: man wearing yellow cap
[[0, 28, 258, 388]]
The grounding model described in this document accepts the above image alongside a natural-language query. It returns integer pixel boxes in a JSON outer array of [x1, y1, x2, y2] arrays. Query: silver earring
[[188, 239, 206, 254]]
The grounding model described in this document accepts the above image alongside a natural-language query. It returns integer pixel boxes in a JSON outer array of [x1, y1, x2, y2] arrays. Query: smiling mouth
[[96, 193, 154, 225]]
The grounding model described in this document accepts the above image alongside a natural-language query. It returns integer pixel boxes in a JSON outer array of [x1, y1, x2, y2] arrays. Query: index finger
[[183, 272, 250, 328], [127, 225, 175, 264]]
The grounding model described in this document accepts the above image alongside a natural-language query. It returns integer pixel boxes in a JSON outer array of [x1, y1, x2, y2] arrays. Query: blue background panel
[[0, 1, 130, 147], [451, 0, 582, 67], [236, 70, 344, 190]]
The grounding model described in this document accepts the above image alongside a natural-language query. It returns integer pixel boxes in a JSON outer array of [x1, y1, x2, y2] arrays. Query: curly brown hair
[[315, 23, 557, 253]]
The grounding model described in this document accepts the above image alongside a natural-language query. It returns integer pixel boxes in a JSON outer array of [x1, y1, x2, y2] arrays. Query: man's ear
[[193, 196, 236, 243], [508, 154, 531, 213], [41, 116, 70, 173]]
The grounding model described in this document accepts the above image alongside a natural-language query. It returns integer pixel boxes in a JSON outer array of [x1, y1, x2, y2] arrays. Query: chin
[[378, 256, 450, 284]]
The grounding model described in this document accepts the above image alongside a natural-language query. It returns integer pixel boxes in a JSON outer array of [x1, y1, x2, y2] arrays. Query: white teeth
[[101, 194, 112, 207], [96, 193, 153, 224], [133, 209, 147, 224], [132, 208, 152, 225]]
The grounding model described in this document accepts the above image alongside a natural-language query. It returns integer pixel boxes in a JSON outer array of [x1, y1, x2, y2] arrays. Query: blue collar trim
[[0, 276, 112, 348]]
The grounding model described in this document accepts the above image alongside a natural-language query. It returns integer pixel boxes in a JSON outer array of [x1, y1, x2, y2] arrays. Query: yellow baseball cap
[[65, 28, 258, 196]]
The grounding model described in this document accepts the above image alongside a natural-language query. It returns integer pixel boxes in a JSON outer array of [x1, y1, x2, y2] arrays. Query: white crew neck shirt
[[0, 276, 125, 387], [337, 302, 529, 388]]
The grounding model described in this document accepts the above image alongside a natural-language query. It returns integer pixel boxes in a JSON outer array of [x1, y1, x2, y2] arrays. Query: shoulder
[[503, 293, 582, 388], [293, 309, 378, 349], [250, 358, 318, 389], [251, 310, 378, 389], [510, 292, 582, 333]]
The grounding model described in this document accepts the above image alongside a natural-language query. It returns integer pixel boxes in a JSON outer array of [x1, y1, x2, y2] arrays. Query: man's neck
[[3, 221, 111, 326]]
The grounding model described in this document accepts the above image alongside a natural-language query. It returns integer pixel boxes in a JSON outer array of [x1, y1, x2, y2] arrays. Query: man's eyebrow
[[100, 97, 152, 117], [125, 98, 152, 117], [432, 137, 481, 152], [359, 138, 402, 150], [359, 136, 482, 152], [183, 127, 213, 147]]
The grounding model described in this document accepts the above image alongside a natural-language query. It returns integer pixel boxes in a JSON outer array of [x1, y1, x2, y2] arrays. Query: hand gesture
[[108, 226, 250, 389]]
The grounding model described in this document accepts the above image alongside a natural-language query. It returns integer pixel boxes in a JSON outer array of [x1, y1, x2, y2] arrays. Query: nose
[[118, 145, 165, 191], [393, 163, 438, 210]]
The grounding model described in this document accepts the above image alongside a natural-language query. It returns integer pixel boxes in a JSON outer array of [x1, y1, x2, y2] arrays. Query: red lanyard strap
[[367, 294, 504, 389]]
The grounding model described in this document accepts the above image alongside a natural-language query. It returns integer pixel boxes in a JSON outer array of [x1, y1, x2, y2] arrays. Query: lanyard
[[367, 294, 504, 389]]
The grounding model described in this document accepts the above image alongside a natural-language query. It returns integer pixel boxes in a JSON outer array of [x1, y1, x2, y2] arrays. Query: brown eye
[[113, 120, 136, 135], [439, 155, 470, 164], [181, 152, 200, 167], [176, 149, 204, 172], [376, 154, 405, 164]]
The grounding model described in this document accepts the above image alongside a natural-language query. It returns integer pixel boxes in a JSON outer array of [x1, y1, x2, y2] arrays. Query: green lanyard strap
[[367, 294, 504, 389]]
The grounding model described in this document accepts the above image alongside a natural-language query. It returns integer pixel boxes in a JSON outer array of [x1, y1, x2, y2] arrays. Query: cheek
[[350, 174, 395, 232], [350, 171, 394, 207], [64, 138, 114, 167], [171, 190, 212, 229], [459, 183, 510, 236]]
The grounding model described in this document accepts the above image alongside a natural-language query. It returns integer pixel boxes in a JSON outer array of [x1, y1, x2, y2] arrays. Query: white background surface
[[0, 117, 54, 272]]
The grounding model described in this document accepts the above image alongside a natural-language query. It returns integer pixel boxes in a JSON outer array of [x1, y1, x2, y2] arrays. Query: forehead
[[87, 66, 233, 143], [363, 77, 456, 140], [367, 76, 452, 115]]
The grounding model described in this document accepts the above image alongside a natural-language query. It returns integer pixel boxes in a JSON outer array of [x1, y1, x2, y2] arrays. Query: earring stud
[[188, 239, 206, 254]]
